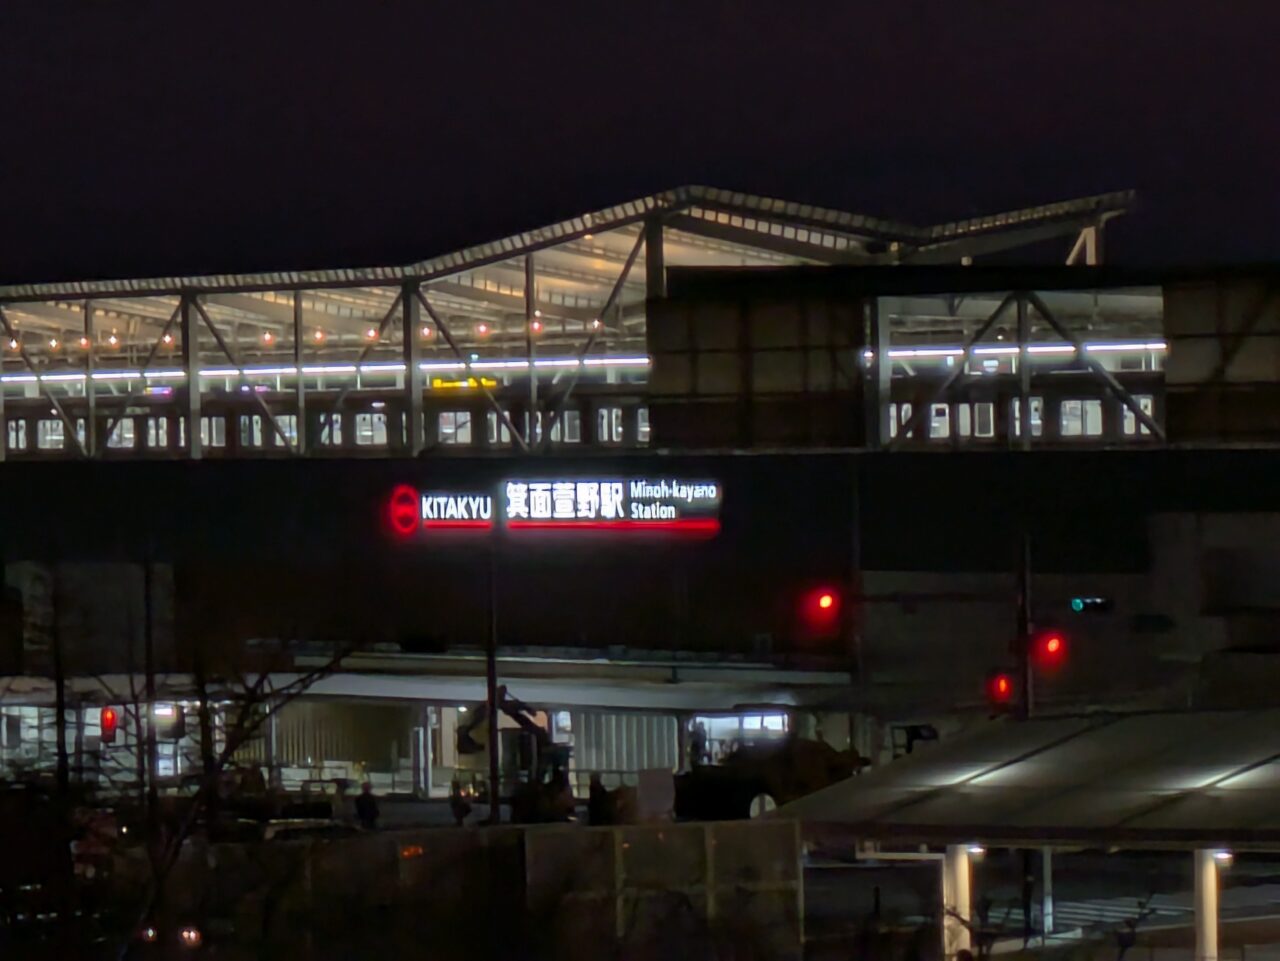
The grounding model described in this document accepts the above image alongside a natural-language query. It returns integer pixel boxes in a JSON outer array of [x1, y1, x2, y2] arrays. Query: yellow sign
[[431, 377, 498, 389]]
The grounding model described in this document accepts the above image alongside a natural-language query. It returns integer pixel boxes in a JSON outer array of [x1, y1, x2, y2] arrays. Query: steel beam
[[183, 296, 201, 459], [83, 300, 96, 457], [1208, 285, 1279, 384], [541, 230, 646, 449], [1017, 295, 1031, 450], [322, 292, 404, 426], [644, 217, 666, 300], [525, 255, 537, 442], [192, 298, 295, 451], [401, 283, 423, 455], [416, 289, 529, 454], [1028, 291, 1165, 440], [887, 294, 1016, 451], [293, 292, 307, 455], [864, 299, 891, 448], [0, 306, 85, 456], [101, 303, 182, 451], [0, 350, 6, 462], [665, 213, 869, 264]]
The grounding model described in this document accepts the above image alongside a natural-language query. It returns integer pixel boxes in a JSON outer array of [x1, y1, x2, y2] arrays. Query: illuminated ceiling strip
[[0, 355, 651, 384], [882, 340, 1167, 360]]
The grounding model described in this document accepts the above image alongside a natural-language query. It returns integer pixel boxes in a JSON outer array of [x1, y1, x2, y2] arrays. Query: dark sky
[[2, 2, 1277, 283]]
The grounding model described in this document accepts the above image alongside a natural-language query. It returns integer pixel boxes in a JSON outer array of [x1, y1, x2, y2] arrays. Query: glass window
[[487, 410, 514, 446], [1060, 399, 1083, 437], [957, 405, 972, 437], [239, 415, 264, 448], [550, 410, 581, 444], [1083, 399, 1103, 436], [177, 418, 186, 448], [200, 416, 226, 448], [1122, 395, 1155, 436], [637, 406, 650, 445], [317, 413, 342, 446], [1010, 397, 1043, 437], [146, 416, 168, 449], [75, 419, 86, 447], [355, 412, 388, 446], [523, 412, 543, 444], [37, 419, 64, 450], [274, 414, 298, 447], [597, 406, 623, 444], [107, 418, 135, 449], [8, 420, 27, 451], [437, 411, 470, 445], [929, 403, 950, 439], [974, 402, 995, 438]]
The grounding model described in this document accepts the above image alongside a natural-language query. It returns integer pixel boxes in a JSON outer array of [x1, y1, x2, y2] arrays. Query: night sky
[[2, 2, 1277, 283]]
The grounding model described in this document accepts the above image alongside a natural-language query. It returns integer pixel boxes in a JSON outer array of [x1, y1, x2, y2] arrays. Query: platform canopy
[[783, 709, 1280, 850], [0, 185, 1133, 361]]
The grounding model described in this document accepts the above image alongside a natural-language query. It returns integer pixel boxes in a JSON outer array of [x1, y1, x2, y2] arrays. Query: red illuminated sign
[[388, 484, 420, 537], [388, 477, 720, 538]]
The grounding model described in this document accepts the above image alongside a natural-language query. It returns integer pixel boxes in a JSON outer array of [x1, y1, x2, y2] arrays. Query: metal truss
[[191, 298, 297, 452], [0, 185, 1140, 461], [100, 303, 182, 453], [0, 306, 85, 456], [887, 294, 1017, 451], [416, 289, 529, 454], [0, 188, 1134, 304], [540, 228, 646, 450], [1027, 292, 1164, 440]]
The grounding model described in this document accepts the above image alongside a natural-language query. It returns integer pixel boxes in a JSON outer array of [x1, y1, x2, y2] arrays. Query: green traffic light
[[1070, 597, 1085, 612]]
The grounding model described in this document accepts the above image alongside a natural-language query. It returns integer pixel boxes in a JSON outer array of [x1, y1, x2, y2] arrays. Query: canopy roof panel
[[783, 709, 1280, 849]]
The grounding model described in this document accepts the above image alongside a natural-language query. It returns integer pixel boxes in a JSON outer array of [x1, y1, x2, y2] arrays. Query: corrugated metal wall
[[571, 710, 678, 774], [273, 702, 414, 772]]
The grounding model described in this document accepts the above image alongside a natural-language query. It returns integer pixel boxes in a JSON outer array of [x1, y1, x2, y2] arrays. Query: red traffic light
[[798, 586, 842, 638], [1033, 630, 1067, 669], [803, 587, 841, 619], [100, 706, 119, 744], [986, 671, 1016, 709]]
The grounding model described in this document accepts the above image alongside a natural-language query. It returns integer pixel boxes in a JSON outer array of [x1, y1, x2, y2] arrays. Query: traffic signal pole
[[1016, 531, 1034, 719]]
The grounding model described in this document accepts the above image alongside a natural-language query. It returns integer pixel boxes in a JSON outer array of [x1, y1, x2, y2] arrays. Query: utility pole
[[1015, 531, 1034, 720], [143, 558, 158, 821], [486, 549, 501, 825], [51, 567, 69, 799]]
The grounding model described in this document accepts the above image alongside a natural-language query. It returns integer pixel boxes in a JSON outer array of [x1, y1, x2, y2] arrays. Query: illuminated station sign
[[388, 478, 721, 538]]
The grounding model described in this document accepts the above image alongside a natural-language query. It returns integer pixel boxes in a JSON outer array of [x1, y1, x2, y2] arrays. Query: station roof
[[783, 709, 1280, 850], [0, 186, 1133, 360]]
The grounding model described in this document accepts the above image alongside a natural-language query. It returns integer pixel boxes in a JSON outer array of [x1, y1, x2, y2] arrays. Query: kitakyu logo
[[387, 484, 495, 537], [388, 484, 421, 536]]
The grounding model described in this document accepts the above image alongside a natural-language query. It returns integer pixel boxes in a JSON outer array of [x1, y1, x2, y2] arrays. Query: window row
[[437, 407, 650, 446], [4, 405, 653, 452], [887, 395, 1156, 441]]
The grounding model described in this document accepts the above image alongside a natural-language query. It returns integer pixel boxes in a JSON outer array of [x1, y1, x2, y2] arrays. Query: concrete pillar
[[1195, 849, 1220, 961], [1042, 847, 1054, 938], [411, 704, 433, 798], [943, 844, 973, 959]]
